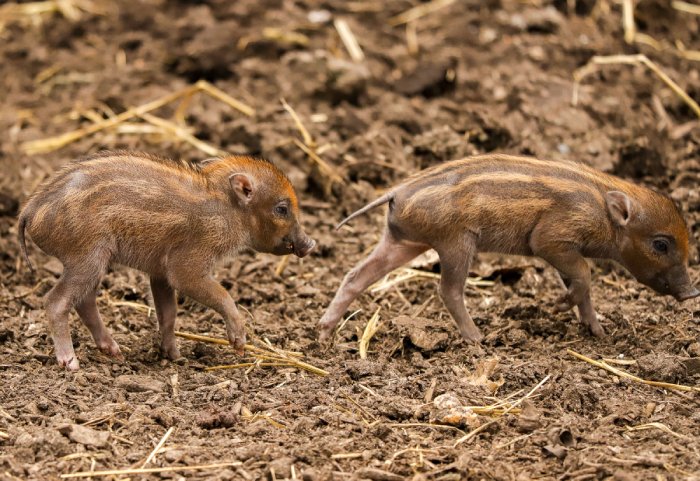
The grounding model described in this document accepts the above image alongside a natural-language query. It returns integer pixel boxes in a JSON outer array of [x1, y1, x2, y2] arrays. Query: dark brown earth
[[2, 1, 700, 480]]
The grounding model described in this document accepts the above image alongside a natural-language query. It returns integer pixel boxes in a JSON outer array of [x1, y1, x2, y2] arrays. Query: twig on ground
[[0, 407, 15, 422], [137, 112, 227, 157], [2, 278, 51, 302], [452, 375, 550, 447], [567, 349, 700, 392], [672, 0, 700, 15], [292, 138, 345, 188], [274, 255, 290, 277], [334, 19, 365, 62], [572, 54, 700, 119], [22, 80, 253, 155], [359, 308, 381, 359], [406, 21, 419, 55], [60, 462, 242, 478], [370, 268, 492, 294], [331, 452, 364, 460], [174, 331, 328, 376], [387, 422, 465, 434], [108, 300, 152, 316], [625, 422, 690, 440], [622, 0, 635, 44], [281, 98, 315, 148], [388, 0, 456, 26], [141, 427, 174, 468]]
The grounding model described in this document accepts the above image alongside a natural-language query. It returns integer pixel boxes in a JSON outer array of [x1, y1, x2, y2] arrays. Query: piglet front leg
[[167, 269, 246, 354]]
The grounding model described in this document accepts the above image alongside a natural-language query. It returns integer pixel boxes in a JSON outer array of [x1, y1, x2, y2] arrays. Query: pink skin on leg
[[46, 279, 80, 371], [75, 292, 123, 359], [318, 232, 429, 340]]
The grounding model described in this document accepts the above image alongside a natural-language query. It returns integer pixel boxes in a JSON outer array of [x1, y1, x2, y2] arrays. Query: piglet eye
[[652, 239, 669, 254], [275, 205, 289, 217]]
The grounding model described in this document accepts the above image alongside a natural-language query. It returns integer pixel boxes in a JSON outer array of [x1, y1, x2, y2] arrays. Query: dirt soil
[[2, 0, 700, 480]]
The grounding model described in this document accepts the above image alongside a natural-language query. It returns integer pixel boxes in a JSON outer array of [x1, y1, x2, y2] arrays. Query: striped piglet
[[319, 154, 698, 341]]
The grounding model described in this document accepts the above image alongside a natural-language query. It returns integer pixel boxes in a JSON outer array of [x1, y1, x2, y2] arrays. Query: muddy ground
[[1, 0, 700, 480]]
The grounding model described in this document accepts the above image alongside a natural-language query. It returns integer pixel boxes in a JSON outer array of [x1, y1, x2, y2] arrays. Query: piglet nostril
[[675, 287, 700, 302], [295, 238, 316, 258]]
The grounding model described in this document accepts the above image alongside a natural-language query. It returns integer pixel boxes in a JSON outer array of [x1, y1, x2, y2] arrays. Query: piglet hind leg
[[318, 231, 429, 340], [167, 266, 246, 354], [46, 263, 105, 371], [435, 236, 483, 342], [75, 292, 123, 360], [150, 277, 181, 361]]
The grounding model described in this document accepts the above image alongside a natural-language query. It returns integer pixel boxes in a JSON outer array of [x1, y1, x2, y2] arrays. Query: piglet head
[[229, 166, 316, 258], [607, 190, 699, 302]]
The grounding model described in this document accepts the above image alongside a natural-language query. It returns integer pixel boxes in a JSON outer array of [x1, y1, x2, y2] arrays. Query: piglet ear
[[229, 173, 254, 205], [605, 191, 632, 226]]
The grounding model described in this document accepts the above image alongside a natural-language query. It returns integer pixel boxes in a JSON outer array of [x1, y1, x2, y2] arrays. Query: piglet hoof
[[227, 330, 246, 356], [459, 327, 484, 343], [57, 355, 80, 371], [317, 323, 335, 342], [160, 343, 181, 361], [97, 338, 123, 360], [589, 325, 605, 338], [587, 317, 605, 338]]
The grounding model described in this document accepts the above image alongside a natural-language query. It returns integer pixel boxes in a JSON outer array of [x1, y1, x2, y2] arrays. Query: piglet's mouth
[[674, 287, 700, 302]]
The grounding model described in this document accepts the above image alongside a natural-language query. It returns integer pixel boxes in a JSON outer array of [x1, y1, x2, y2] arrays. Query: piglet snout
[[674, 286, 700, 302], [294, 236, 316, 258]]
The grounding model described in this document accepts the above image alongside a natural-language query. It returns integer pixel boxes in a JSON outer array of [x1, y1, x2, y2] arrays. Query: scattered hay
[[572, 54, 700, 119], [22, 80, 254, 156], [567, 349, 700, 392], [370, 268, 493, 294], [60, 462, 242, 479], [334, 19, 365, 62], [388, 0, 456, 26], [174, 331, 328, 377], [359, 307, 381, 359], [625, 422, 690, 440]]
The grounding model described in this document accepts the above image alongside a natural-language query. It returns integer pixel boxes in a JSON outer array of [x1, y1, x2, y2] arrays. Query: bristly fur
[[74, 150, 204, 175]]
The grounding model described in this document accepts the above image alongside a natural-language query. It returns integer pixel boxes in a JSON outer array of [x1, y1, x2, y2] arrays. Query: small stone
[[394, 58, 457, 98], [354, 467, 403, 481], [297, 285, 320, 297], [58, 424, 110, 447], [308, 9, 331, 24]]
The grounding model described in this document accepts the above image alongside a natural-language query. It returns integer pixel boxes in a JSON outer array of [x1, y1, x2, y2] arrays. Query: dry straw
[[22, 80, 254, 156], [334, 19, 365, 62], [281, 98, 345, 192], [174, 331, 328, 377], [359, 307, 382, 359], [567, 349, 699, 392], [625, 422, 690, 440], [572, 54, 700, 119], [370, 268, 493, 294], [140, 427, 174, 468], [60, 462, 242, 479], [388, 0, 456, 26]]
